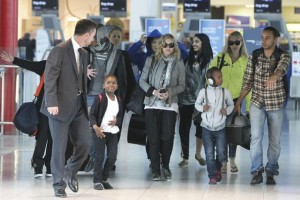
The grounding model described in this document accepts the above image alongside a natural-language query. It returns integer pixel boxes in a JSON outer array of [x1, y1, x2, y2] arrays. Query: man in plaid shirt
[[234, 26, 290, 185]]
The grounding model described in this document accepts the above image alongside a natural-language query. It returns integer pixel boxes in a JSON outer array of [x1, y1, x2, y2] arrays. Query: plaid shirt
[[242, 48, 290, 111]]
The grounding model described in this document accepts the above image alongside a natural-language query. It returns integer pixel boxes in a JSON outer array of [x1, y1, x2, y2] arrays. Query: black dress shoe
[[65, 166, 78, 192], [54, 188, 67, 198], [102, 181, 113, 189], [53, 180, 67, 198]]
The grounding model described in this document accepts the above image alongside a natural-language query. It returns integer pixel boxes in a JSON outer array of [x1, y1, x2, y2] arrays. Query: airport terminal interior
[[1, 108, 300, 200], [1, 0, 300, 199]]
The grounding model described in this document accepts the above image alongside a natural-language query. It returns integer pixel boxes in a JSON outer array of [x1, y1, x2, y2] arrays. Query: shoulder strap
[[251, 48, 264, 70], [204, 87, 208, 104], [98, 94, 102, 103], [218, 53, 225, 70], [34, 73, 45, 97], [221, 88, 225, 109], [274, 47, 284, 65]]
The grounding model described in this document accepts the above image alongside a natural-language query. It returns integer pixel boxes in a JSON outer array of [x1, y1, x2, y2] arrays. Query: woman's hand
[[87, 65, 97, 80], [0, 51, 14, 63], [160, 89, 169, 100], [153, 89, 168, 100], [140, 34, 147, 44]]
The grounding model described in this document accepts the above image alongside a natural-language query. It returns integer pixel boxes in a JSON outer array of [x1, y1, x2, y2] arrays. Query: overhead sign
[[145, 19, 170, 36], [200, 19, 225, 57]]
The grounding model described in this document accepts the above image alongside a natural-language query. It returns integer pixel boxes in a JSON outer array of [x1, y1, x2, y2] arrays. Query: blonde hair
[[106, 18, 124, 29], [223, 31, 248, 57], [155, 34, 180, 61]]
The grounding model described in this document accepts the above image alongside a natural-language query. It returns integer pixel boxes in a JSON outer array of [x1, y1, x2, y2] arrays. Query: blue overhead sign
[[200, 19, 225, 57], [145, 19, 170, 36]]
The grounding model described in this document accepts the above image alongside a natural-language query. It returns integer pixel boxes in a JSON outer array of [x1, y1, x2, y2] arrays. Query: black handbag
[[126, 57, 155, 116], [126, 85, 145, 116], [225, 113, 251, 150], [127, 114, 146, 146], [192, 109, 201, 124], [13, 73, 44, 136], [13, 101, 39, 136]]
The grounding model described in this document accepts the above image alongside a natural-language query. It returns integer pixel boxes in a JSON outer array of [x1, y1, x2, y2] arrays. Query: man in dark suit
[[40, 19, 97, 198]]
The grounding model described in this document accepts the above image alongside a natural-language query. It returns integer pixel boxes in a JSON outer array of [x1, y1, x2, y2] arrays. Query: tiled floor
[[1, 104, 300, 200]]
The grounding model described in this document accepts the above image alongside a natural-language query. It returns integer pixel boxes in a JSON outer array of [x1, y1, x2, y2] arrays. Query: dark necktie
[[78, 48, 84, 73], [77, 48, 84, 92]]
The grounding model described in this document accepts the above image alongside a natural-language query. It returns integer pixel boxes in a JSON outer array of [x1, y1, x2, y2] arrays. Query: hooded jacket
[[127, 29, 162, 73], [195, 86, 234, 131]]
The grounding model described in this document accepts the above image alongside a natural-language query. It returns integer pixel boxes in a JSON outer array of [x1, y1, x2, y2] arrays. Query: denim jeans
[[250, 104, 283, 174], [202, 127, 227, 179]]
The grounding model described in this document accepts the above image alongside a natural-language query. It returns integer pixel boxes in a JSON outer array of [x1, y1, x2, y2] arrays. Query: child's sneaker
[[152, 172, 161, 181], [215, 170, 222, 182], [34, 168, 43, 178], [209, 177, 217, 184], [94, 182, 104, 190]]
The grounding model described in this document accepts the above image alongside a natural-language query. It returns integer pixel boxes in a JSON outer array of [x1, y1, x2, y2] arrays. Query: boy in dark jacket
[[89, 74, 123, 190]]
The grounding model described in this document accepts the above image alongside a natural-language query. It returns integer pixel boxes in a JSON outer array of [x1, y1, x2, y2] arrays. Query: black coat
[[89, 93, 124, 130], [13, 57, 46, 109]]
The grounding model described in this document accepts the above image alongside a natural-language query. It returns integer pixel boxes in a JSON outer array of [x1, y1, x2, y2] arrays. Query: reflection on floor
[[1, 106, 300, 200]]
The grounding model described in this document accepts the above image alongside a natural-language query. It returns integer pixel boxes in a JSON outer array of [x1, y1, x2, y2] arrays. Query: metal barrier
[[0, 64, 20, 134]]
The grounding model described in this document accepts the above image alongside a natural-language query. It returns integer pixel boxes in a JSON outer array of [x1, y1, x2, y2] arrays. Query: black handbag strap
[[218, 53, 225, 70], [221, 88, 224, 109], [231, 112, 238, 125]]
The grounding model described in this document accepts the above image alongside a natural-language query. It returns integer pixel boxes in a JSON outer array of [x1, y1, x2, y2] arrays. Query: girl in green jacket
[[210, 31, 251, 173]]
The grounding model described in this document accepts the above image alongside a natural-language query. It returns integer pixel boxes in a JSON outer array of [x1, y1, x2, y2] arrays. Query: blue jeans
[[202, 127, 227, 179], [250, 104, 283, 174]]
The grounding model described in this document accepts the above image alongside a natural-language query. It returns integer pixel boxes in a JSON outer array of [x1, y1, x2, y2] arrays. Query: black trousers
[[178, 105, 202, 159], [145, 109, 177, 174], [32, 112, 52, 170], [93, 131, 118, 183]]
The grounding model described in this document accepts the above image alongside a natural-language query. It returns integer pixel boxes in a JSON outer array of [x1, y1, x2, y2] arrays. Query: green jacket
[[210, 52, 251, 111]]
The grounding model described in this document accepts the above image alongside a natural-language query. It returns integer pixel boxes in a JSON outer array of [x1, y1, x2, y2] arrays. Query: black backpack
[[251, 47, 289, 99]]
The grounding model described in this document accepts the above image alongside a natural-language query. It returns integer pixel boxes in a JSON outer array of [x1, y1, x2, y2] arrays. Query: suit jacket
[[40, 39, 89, 121]]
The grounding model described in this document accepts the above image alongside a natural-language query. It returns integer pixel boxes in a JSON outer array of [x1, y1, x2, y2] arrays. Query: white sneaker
[[34, 173, 43, 178], [221, 161, 227, 173], [178, 159, 188, 167]]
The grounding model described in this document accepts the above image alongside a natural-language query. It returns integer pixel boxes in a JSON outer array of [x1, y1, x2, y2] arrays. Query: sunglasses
[[228, 40, 241, 46], [163, 43, 175, 48]]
